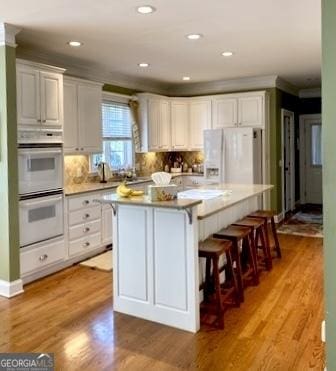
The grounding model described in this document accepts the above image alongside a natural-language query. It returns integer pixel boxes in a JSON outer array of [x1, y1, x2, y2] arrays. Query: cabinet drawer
[[68, 193, 100, 211], [20, 239, 65, 275], [69, 219, 101, 241], [69, 233, 101, 257], [69, 205, 101, 226]]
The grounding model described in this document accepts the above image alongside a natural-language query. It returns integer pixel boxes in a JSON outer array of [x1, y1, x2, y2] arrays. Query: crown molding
[[299, 88, 321, 98], [275, 77, 300, 96], [16, 45, 172, 95], [0, 23, 21, 48]]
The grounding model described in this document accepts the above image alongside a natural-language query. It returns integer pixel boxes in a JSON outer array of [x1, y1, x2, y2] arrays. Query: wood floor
[[0, 235, 324, 370]]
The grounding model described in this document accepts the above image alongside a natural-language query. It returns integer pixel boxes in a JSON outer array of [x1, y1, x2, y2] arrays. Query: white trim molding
[[0, 23, 21, 48], [0, 279, 24, 298], [299, 88, 321, 98]]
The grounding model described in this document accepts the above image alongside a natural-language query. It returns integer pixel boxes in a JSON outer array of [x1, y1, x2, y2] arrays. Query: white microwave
[[18, 146, 63, 196]]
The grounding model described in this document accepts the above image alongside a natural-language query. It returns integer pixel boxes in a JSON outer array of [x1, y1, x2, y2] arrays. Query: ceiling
[[1, 0, 321, 92]]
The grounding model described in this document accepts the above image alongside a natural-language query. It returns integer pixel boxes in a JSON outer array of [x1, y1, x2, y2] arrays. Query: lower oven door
[[19, 193, 64, 247]]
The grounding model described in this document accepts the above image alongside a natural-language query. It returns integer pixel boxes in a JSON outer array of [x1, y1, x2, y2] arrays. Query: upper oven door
[[18, 147, 63, 196]]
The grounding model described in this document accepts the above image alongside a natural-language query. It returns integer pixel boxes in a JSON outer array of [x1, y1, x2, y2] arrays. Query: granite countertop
[[95, 183, 272, 215], [97, 193, 202, 211], [64, 172, 204, 196]]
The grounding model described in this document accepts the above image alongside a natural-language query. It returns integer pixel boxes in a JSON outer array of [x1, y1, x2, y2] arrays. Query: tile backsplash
[[64, 151, 204, 186]]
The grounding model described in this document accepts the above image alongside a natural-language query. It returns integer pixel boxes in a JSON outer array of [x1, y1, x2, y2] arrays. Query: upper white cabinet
[[171, 99, 189, 150], [16, 60, 64, 129], [137, 91, 266, 152], [63, 77, 103, 154], [212, 92, 265, 129], [238, 95, 264, 127], [189, 99, 212, 150], [138, 94, 171, 152]]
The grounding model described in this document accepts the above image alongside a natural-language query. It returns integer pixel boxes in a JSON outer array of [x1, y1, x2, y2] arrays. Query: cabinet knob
[[42, 120, 46, 123], [83, 200, 90, 205], [83, 242, 90, 248], [75, 148, 79, 151], [83, 213, 90, 220], [39, 254, 48, 261], [80, 148, 84, 151], [83, 227, 90, 233], [37, 119, 42, 123]]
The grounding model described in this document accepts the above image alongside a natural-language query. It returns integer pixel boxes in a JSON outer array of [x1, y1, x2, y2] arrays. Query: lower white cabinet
[[20, 238, 65, 276], [102, 205, 113, 245]]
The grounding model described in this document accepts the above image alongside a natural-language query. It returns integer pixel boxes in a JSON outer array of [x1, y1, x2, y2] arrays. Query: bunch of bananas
[[116, 182, 144, 198]]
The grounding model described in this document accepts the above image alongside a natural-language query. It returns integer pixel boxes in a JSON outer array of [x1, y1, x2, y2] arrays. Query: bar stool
[[199, 238, 240, 329], [232, 217, 272, 271], [248, 210, 282, 259], [213, 225, 259, 303]]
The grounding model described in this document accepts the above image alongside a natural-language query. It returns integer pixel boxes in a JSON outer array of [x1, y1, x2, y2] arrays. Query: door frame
[[299, 114, 322, 204], [281, 109, 295, 214]]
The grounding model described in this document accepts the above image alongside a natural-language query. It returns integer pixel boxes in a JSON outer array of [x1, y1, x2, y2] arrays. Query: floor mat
[[277, 211, 323, 238], [80, 250, 113, 271]]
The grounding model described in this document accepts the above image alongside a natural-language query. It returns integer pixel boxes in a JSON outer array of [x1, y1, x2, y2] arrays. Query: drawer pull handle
[[83, 242, 90, 248], [83, 200, 90, 205], [83, 213, 90, 220], [39, 254, 48, 261], [83, 227, 90, 233]]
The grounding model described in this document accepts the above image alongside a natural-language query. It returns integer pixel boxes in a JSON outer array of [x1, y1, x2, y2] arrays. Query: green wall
[[103, 84, 139, 96], [0, 45, 20, 282], [322, 0, 336, 368]]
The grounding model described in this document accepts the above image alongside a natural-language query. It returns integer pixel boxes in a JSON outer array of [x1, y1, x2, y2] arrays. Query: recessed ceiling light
[[137, 5, 156, 14], [182, 76, 191, 81], [68, 41, 82, 47], [186, 34, 203, 40], [221, 51, 233, 57], [138, 63, 150, 68]]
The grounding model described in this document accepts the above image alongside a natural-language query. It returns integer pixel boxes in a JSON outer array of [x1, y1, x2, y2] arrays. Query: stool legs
[[232, 240, 245, 303], [256, 224, 273, 271], [244, 234, 259, 285], [212, 255, 224, 329], [225, 249, 240, 307], [271, 217, 282, 258]]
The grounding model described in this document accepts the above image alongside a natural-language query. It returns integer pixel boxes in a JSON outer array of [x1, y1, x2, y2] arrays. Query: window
[[92, 101, 133, 171], [311, 124, 322, 166]]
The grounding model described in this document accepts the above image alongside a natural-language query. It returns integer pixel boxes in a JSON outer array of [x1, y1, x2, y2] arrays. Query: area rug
[[79, 250, 113, 271], [277, 211, 323, 238]]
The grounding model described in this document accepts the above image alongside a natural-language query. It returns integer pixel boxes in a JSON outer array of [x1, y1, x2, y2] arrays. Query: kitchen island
[[98, 183, 273, 333]]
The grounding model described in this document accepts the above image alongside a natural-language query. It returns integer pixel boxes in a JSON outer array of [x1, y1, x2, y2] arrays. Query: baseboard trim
[[0, 279, 24, 298], [275, 212, 285, 224]]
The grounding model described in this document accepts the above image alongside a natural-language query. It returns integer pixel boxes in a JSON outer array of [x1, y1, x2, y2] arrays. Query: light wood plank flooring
[[0, 235, 324, 370]]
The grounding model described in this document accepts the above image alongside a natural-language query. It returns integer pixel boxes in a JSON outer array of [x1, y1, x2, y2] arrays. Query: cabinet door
[[102, 204, 113, 245], [212, 98, 238, 128], [40, 71, 63, 128], [189, 100, 212, 150], [63, 80, 79, 152], [238, 95, 264, 127], [148, 99, 160, 151], [171, 100, 189, 150], [159, 100, 171, 150], [78, 84, 102, 153], [16, 65, 41, 127]]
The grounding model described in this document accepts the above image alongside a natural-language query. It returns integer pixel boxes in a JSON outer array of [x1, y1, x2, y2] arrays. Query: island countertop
[[98, 183, 273, 218], [98, 193, 202, 210]]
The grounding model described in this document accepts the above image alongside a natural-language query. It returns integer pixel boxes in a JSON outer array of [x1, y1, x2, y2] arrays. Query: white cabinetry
[[189, 99, 212, 150], [171, 99, 189, 150], [16, 60, 64, 130], [63, 77, 103, 154], [66, 191, 113, 257], [212, 92, 265, 129]]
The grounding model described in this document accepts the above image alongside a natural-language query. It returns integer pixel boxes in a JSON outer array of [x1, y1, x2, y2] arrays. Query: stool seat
[[232, 217, 264, 229], [213, 225, 251, 240], [199, 239, 232, 257], [249, 210, 277, 218]]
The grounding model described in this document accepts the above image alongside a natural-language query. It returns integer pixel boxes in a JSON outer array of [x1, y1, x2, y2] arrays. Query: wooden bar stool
[[249, 210, 282, 259], [232, 217, 272, 271], [213, 225, 259, 303], [199, 238, 240, 329]]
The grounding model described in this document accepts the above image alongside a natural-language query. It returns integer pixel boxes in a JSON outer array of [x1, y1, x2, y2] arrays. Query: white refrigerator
[[204, 127, 263, 184]]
